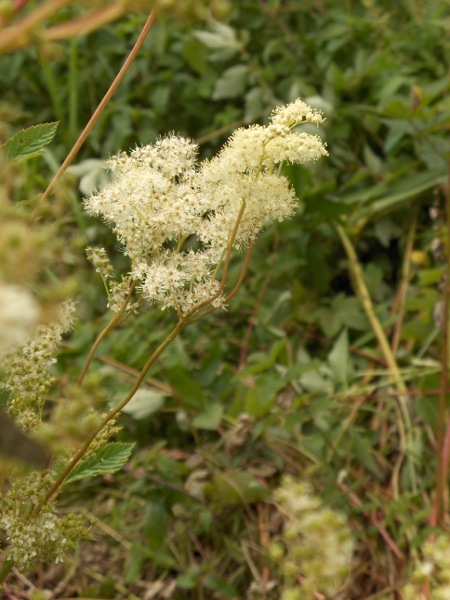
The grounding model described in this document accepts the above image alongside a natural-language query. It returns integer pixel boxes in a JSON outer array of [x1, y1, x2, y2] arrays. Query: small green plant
[[0, 94, 327, 583]]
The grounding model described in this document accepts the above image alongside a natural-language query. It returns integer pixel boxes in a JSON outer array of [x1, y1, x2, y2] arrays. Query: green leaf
[[212, 64, 249, 100], [204, 573, 238, 598], [3, 122, 58, 162], [182, 37, 209, 74], [192, 402, 224, 430], [210, 470, 269, 504], [352, 431, 380, 477], [64, 442, 135, 484], [142, 501, 167, 551], [121, 389, 165, 420], [177, 566, 199, 589], [244, 374, 284, 418], [124, 544, 146, 584], [328, 329, 349, 385], [167, 366, 206, 410], [193, 21, 240, 61]]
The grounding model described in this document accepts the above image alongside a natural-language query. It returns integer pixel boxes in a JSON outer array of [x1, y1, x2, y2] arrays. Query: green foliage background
[[2, 0, 450, 597]]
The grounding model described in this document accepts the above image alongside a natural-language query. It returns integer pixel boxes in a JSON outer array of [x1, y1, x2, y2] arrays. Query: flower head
[[84, 99, 327, 316]]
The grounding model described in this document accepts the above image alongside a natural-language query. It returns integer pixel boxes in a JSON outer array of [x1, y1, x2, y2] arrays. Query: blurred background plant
[[1, 0, 450, 598]]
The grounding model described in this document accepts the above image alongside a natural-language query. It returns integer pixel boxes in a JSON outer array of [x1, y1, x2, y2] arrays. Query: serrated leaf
[[64, 442, 135, 484], [212, 65, 249, 100], [3, 122, 58, 162], [192, 402, 223, 430]]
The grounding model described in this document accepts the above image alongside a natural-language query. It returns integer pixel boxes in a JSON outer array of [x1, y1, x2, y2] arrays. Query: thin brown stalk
[[239, 236, 279, 369], [31, 11, 157, 220], [44, 3, 124, 42], [0, 0, 73, 53], [391, 206, 418, 355], [41, 205, 253, 507], [41, 317, 186, 506], [435, 169, 450, 526], [185, 239, 255, 327], [77, 280, 137, 386]]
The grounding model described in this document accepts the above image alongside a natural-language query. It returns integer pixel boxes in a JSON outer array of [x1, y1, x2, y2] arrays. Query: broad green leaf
[[331, 294, 369, 332], [182, 37, 209, 74], [142, 501, 167, 551], [192, 402, 223, 430], [305, 196, 354, 222], [212, 64, 249, 100], [67, 158, 109, 195], [244, 86, 264, 122], [316, 306, 342, 338], [64, 442, 135, 484], [121, 389, 165, 420], [193, 21, 240, 61], [349, 169, 446, 226], [177, 566, 199, 589], [328, 329, 349, 385], [167, 366, 206, 410], [239, 339, 286, 376], [244, 373, 284, 418], [210, 470, 269, 504], [3, 122, 58, 162]]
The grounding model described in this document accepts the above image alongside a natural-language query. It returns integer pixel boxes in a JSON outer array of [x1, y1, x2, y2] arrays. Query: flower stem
[[31, 11, 157, 221], [336, 223, 416, 496], [435, 172, 450, 526], [77, 281, 137, 386]]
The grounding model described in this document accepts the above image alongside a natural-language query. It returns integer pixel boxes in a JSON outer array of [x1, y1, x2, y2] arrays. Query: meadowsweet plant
[[270, 476, 354, 600], [0, 99, 327, 582], [83, 99, 327, 319]]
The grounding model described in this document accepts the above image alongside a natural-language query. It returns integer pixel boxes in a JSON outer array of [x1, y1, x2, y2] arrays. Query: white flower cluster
[[271, 476, 353, 600], [403, 534, 450, 599], [84, 99, 327, 316], [1, 471, 85, 571], [2, 301, 75, 430]]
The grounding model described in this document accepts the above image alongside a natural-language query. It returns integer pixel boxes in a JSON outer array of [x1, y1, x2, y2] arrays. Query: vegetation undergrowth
[[1, 1, 450, 599]]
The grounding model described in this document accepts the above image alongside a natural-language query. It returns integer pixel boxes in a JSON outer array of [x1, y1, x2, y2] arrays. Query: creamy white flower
[[84, 99, 327, 315], [2, 301, 75, 429]]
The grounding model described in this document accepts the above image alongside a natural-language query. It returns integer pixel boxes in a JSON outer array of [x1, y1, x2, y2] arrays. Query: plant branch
[[31, 10, 157, 220], [435, 168, 450, 526], [0, 1, 127, 53], [42, 318, 186, 506], [77, 280, 137, 386]]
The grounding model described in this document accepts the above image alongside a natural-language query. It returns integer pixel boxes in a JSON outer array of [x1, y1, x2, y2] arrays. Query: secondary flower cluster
[[1, 471, 85, 571], [2, 301, 75, 430], [271, 476, 354, 600], [403, 534, 450, 599], [84, 99, 327, 316]]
